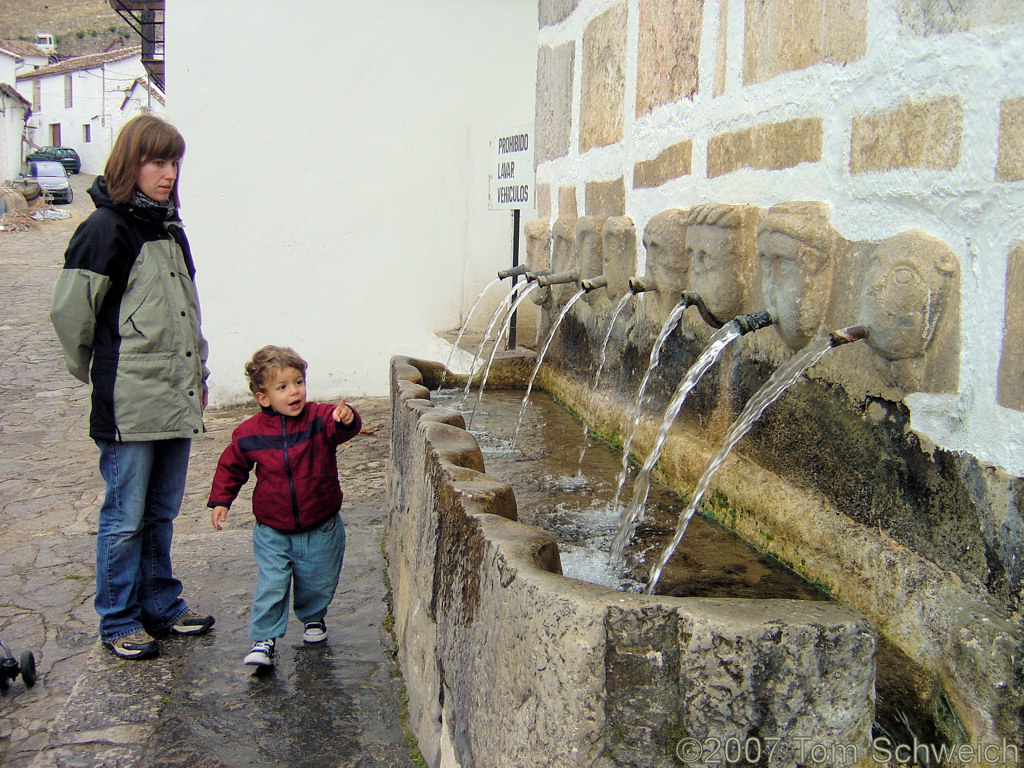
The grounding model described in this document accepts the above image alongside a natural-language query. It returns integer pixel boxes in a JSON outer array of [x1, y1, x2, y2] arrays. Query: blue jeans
[[249, 512, 346, 642], [95, 438, 191, 642]]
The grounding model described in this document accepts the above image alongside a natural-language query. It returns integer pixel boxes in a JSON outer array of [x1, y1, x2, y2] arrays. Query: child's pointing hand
[[334, 397, 354, 425]]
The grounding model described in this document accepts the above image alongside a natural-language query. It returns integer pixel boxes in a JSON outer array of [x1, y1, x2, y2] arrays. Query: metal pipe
[[829, 325, 866, 346], [497, 264, 529, 280], [733, 310, 773, 335], [680, 290, 725, 329], [628, 276, 653, 294], [537, 270, 580, 287], [524, 269, 551, 282], [581, 275, 607, 293]]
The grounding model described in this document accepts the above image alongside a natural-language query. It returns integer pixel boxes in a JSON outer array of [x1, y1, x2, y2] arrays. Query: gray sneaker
[[244, 639, 275, 666], [106, 630, 159, 660], [302, 621, 327, 643], [171, 610, 215, 636]]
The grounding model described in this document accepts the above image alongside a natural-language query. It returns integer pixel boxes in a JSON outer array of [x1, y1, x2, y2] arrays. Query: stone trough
[[388, 356, 874, 768], [386, 200, 1022, 768]]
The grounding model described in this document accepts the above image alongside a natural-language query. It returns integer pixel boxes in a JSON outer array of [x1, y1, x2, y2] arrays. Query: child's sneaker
[[302, 621, 327, 643], [244, 639, 275, 666], [171, 610, 216, 636], [106, 630, 159, 660]]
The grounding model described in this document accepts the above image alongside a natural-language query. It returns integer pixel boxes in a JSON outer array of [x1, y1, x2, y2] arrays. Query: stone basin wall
[[530, 301, 1024, 756], [387, 355, 875, 768]]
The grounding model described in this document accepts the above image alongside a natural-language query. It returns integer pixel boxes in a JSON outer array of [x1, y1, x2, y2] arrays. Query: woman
[[50, 115, 214, 660]]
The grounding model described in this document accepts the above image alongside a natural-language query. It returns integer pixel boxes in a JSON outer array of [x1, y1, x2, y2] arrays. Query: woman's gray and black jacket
[[50, 177, 210, 442]]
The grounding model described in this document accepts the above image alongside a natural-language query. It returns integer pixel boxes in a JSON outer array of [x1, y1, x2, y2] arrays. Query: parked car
[[25, 146, 81, 174], [24, 161, 73, 204]]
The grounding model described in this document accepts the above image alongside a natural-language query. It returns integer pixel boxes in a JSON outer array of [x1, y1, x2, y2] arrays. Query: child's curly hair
[[244, 345, 308, 395]]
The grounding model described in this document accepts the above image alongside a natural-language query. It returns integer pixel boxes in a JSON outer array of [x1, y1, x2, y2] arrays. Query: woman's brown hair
[[104, 115, 186, 205]]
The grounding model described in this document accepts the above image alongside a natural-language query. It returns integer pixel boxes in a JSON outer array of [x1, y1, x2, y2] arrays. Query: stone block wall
[[998, 243, 1024, 410], [519, 201, 1022, 751], [532, 0, 1024, 481], [527, 1, 1024, 748], [388, 356, 876, 768]]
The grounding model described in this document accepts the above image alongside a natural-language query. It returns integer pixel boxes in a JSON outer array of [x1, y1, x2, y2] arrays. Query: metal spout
[[497, 264, 530, 280], [538, 270, 580, 287], [628, 276, 653, 294], [829, 324, 866, 346], [680, 290, 725, 329], [525, 269, 552, 282], [733, 310, 773, 335], [581, 275, 607, 293]]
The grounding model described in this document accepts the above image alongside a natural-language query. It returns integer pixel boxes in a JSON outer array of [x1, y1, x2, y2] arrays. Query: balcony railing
[[108, 0, 165, 91]]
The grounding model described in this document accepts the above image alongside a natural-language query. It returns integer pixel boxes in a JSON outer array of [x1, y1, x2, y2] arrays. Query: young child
[[208, 345, 362, 666]]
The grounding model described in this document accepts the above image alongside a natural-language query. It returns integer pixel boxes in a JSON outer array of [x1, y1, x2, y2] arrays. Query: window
[[64, 74, 73, 108], [32, 80, 40, 111], [83, 124, 91, 143]]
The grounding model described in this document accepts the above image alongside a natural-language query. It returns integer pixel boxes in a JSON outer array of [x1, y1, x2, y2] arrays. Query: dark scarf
[[132, 189, 176, 221]]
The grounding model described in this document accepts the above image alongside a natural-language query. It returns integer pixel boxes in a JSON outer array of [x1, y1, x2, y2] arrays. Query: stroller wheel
[[20, 652, 36, 687]]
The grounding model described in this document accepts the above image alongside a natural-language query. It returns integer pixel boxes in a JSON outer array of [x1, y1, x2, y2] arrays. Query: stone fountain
[[387, 200, 1022, 768]]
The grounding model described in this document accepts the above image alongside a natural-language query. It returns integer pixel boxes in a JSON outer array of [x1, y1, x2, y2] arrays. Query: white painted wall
[[14, 52, 50, 73], [537, 2, 1024, 476], [0, 52, 29, 180], [119, 81, 160, 122], [0, 52, 22, 179], [0, 50, 17, 85], [17, 54, 153, 174], [0, 90, 29, 181], [166, 0, 538, 402]]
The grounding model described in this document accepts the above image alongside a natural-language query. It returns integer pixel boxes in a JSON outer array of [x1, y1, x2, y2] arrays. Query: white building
[[0, 39, 50, 76], [160, 0, 538, 401], [0, 43, 41, 180], [16, 45, 162, 174], [0, 45, 19, 86], [120, 76, 163, 116], [0, 83, 31, 181]]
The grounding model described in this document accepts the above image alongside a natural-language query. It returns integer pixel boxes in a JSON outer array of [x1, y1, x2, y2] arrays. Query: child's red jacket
[[208, 402, 362, 532]]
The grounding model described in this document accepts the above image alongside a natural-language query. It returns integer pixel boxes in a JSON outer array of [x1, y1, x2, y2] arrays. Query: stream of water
[[578, 291, 634, 470], [509, 288, 587, 449], [435, 387, 829, 598], [609, 301, 689, 518], [468, 281, 539, 428], [645, 337, 837, 593], [431, 385, 943, 748], [610, 321, 743, 562], [440, 276, 501, 389], [461, 290, 515, 406]]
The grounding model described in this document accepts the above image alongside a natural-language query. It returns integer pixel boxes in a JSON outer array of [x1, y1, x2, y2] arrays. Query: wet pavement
[[0, 172, 417, 767]]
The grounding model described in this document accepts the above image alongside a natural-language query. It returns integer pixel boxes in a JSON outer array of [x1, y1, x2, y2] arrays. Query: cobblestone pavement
[[0, 173, 415, 767]]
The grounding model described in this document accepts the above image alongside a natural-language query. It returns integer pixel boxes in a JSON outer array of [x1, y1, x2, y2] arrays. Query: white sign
[[489, 125, 534, 210]]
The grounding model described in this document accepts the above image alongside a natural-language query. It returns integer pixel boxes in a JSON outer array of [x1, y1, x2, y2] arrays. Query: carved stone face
[[858, 231, 957, 360], [549, 216, 578, 305], [642, 209, 689, 322], [688, 223, 744, 320], [577, 216, 605, 282], [551, 218, 577, 275], [602, 216, 635, 301], [759, 230, 833, 350], [524, 219, 551, 273]]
